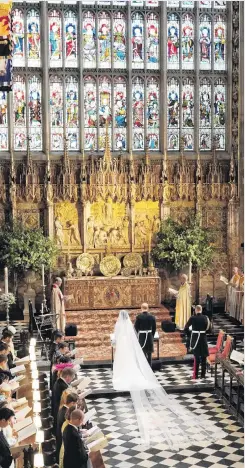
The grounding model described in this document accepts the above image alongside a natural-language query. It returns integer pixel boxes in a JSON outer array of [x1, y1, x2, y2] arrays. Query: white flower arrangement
[[0, 293, 16, 309]]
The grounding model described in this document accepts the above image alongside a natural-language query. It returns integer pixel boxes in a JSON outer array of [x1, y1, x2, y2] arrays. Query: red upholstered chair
[[208, 329, 225, 355], [207, 335, 233, 375]]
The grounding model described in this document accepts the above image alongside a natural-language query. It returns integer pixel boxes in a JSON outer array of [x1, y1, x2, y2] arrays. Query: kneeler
[[89, 451, 105, 468]]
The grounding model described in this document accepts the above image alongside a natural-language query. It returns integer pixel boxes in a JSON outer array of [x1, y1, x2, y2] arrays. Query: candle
[[148, 233, 152, 254], [41, 264, 45, 287], [188, 259, 192, 284], [4, 267, 8, 294]]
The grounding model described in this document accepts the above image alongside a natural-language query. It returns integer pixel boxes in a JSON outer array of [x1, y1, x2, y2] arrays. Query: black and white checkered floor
[[87, 392, 244, 468], [78, 355, 243, 393]]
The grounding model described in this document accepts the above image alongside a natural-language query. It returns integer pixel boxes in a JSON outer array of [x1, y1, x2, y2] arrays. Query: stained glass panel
[[132, 13, 144, 69], [132, 77, 144, 151], [181, 1, 194, 7], [27, 9, 41, 67], [13, 76, 27, 151], [98, 12, 111, 68], [114, 77, 127, 151], [0, 92, 8, 151], [50, 76, 63, 150], [147, 13, 159, 70], [113, 12, 126, 69], [199, 79, 211, 151], [12, 9, 25, 67], [66, 76, 79, 150], [65, 11, 77, 67], [83, 11, 96, 68], [199, 0, 211, 7], [167, 1, 179, 7], [167, 14, 180, 70], [182, 78, 194, 151], [99, 77, 112, 150], [84, 76, 97, 151], [214, 14, 226, 70], [49, 10, 62, 67], [199, 14, 211, 70], [214, 79, 226, 150], [29, 76, 42, 151], [147, 77, 159, 150], [214, 1, 226, 8], [167, 78, 179, 151], [146, 1, 159, 7], [182, 13, 194, 70]]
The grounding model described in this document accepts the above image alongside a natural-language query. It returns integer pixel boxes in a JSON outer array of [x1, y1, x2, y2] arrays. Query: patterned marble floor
[[86, 392, 244, 468]]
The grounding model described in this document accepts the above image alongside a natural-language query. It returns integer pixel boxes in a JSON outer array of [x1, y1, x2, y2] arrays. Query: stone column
[[160, 1, 167, 153], [41, 1, 50, 154], [227, 199, 240, 275], [238, 2, 244, 265]]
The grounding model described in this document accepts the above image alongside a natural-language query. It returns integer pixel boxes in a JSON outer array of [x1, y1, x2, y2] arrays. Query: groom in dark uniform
[[135, 303, 156, 367], [184, 305, 210, 380]]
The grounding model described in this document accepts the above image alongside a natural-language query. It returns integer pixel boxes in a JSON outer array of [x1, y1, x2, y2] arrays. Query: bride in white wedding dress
[[112, 310, 226, 450]]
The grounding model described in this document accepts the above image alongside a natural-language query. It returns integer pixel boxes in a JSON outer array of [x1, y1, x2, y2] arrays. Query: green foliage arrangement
[[0, 223, 58, 274], [152, 213, 214, 271], [0, 293, 16, 309]]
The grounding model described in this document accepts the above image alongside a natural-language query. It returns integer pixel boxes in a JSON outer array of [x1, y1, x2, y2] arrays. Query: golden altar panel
[[134, 200, 160, 248], [64, 276, 161, 310], [54, 201, 81, 247]]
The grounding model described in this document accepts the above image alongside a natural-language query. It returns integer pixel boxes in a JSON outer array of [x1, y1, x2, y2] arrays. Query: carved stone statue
[[55, 217, 64, 246], [120, 216, 129, 245], [67, 220, 80, 245], [87, 217, 94, 247]]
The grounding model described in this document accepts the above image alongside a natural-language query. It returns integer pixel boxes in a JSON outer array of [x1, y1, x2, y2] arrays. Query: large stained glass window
[[27, 9, 41, 67], [65, 11, 77, 68], [0, 92, 8, 151], [49, 10, 62, 67], [12, 9, 25, 67], [132, 77, 144, 151], [167, 78, 179, 151], [114, 77, 127, 151], [182, 78, 194, 151], [10, 2, 229, 155], [29, 76, 42, 151], [214, 78, 226, 150], [199, 79, 211, 151], [50, 76, 64, 151], [13, 75, 27, 151], [84, 76, 97, 151], [99, 76, 112, 150], [147, 77, 159, 150], [113, 12, 126, 69], [132, 13, 144, 69]]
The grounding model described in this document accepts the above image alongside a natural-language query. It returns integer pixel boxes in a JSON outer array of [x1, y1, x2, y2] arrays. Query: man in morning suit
[[52, 367, 75, 432], [135, 303, 156, 367], [63, 409, 88, 468], [56, 392, 78, 462], [0, 407, 22, 468]]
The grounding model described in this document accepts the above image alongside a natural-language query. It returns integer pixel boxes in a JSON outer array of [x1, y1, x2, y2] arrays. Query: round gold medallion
[[100, 255, 121, 277], [76, 253, 95, 273], [121, 267, 132, 277], [123, 253, 143, 269]]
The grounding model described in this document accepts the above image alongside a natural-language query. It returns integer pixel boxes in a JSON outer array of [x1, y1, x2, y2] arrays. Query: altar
[[64, 276, 161, 311]]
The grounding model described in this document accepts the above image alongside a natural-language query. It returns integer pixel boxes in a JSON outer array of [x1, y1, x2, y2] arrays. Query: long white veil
[[112, 310, 226, 450]]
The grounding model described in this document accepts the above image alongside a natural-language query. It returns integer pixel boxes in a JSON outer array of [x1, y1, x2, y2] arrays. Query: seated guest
[[52, 357, 73, 388], [0, 343, 8, 357], [49, 331, 64, 387], [59, 405, 77, 468], [2, 327, 16, 362], [63, 409, 88, 468], [0, 356, 12, 381], [0, 407, 21, 468], [56, 343, 71, 360], [0, 331, 15, 370], [52, 367, 76, 432], [56, 392, 78, 462]]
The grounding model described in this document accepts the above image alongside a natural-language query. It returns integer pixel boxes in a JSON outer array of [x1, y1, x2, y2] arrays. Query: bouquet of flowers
[[0, 293, 16, 309]]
